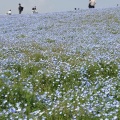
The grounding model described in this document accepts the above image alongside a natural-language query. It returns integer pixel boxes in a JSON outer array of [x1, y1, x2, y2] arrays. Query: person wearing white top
[[32, 6, 38, 14], [88, 0, 96, 8], [7, 10, 12, 15]]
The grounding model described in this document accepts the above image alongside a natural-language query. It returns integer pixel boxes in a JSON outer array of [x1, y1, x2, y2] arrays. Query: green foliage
[[0, 81, 46, 114], [118, 108, 120, 119], [0, 58, 119, 119], [30, 53, 47, 62], [46, 38, 55, 43], [86, 61, 118, 80], [17, 34, 26, 39]]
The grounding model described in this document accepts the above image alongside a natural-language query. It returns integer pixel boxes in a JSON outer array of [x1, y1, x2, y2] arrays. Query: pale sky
[[0, 0, 120, 14]]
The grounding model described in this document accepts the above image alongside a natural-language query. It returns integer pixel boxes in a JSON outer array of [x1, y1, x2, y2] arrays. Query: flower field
[[0, 7, 120, 120]]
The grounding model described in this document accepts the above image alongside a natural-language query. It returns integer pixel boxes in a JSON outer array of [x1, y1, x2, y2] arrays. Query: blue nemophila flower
[[9, 107, 16, 113]]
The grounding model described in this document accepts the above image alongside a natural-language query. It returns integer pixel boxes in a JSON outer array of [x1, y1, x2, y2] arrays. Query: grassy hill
[[0, 7, 120, 119]]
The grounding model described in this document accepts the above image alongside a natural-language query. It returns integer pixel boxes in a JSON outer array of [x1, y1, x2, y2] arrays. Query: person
[[32, 6, 38, 14], [88, 0, 96, 8], [7, 9, 12, 15], [18, 3, 24, 14]]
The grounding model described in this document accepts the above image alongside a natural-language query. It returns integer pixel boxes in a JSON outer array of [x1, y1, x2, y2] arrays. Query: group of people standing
[[6, 3, 37, 15], [6, 1, 96, 15], [6, 3, 24, 15]]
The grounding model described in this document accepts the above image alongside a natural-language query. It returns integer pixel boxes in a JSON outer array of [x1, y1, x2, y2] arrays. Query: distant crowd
[[6, 1, 96, 15], [6, 3, 38, 15], [6, 0, 119, 15], [7, 0, 96, 15]]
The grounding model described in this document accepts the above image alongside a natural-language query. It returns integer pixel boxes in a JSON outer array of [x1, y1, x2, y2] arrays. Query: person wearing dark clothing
[[18, 3, 24, 14]]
